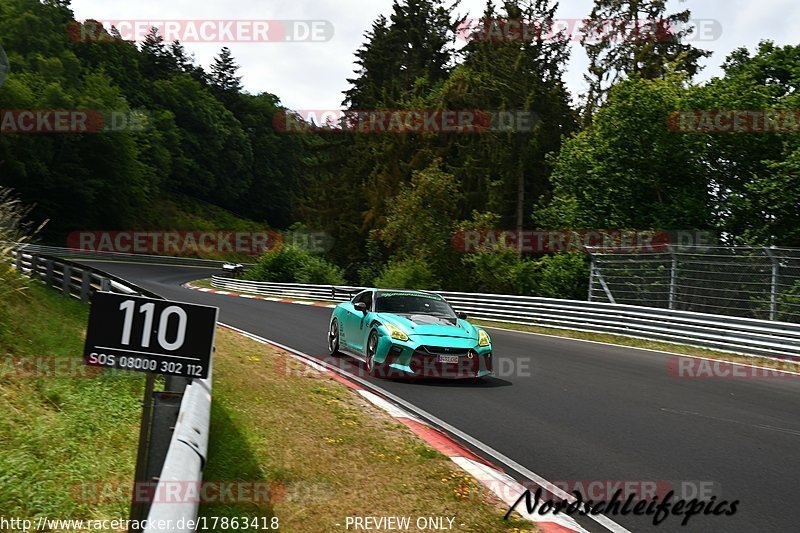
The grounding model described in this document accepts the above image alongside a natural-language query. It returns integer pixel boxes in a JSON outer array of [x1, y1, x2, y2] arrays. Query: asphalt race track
[[80, 261, 800, 533]]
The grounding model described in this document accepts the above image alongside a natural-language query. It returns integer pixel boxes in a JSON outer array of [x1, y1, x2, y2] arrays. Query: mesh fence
[[589, 246, 800, 323]]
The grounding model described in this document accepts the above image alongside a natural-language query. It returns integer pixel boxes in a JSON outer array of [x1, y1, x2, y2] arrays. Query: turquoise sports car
[[327, 289, 493, 379]]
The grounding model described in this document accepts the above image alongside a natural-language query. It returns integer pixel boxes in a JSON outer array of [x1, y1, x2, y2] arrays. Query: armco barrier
[[210, 276, 800, 362], [11, 250, 211, 533], [11, 242, 246, 268]]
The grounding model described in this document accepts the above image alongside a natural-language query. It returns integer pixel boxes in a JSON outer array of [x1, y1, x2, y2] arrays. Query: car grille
[[419, 346, 472, 357]]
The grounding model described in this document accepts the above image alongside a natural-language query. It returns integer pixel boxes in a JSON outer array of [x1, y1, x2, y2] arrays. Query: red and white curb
[[220, 323, 589, 533], [183, 282, 337, 309]]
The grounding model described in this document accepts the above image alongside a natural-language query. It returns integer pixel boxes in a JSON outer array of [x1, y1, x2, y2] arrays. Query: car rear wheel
[[328, 319, 341, 356], [365, 330, 379, 377]]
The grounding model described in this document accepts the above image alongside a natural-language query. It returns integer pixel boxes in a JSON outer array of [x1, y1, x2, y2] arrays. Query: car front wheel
[[365, 330, 379, 377], [328, 319, 341, 356]]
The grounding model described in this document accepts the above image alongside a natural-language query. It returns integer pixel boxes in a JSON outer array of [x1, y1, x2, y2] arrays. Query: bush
[[295, 255, 347, 285], [462, 251, 538, 295], [0, 188, 35, 313], [244, 245, 345, 285], [534, 253, 589, 300], [374, 259, 441, 290]]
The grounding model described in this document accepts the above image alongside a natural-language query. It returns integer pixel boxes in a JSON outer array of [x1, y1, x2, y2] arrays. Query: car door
[[343, 290, 372, 354]]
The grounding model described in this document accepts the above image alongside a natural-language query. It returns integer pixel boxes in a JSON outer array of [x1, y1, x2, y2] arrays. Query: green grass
[[0, 282, 145, 521], [131, 193, 267, 233]]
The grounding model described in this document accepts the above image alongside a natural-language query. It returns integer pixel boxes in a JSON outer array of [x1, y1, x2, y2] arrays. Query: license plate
[[437, 355, 459, 364]]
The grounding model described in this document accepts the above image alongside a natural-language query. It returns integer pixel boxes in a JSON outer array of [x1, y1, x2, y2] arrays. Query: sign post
[[83, 292, 219, 530]]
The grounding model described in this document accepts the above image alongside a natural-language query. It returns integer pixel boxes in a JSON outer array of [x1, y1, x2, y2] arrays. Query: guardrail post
[[668, 247, 678, 310], [14, 249, 22, 272], [62, 265, 72, 296], [766, 247, 779, 321], [44, 259, 54, 288], [81, 270, 92, 302], [100, 277, 111, 292], [30, 254, 38, 280], [587, 251, 597, 302]]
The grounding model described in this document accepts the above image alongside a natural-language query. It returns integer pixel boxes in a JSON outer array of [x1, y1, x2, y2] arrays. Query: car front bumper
[[372, 335, 493, 379]]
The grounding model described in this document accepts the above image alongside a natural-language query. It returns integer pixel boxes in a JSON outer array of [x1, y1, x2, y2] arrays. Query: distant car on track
[[328, 289, 493, 379], [222, 262, 245, 276]]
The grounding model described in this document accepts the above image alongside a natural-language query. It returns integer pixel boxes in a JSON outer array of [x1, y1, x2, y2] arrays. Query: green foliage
[[0, 0, 304, 240], [462, 251, 538, 295], [374, 258, 441, 290], [538, 77, 710, 230], [684, 41, 800, 246], [534, 253, 589, 300], [5, 1, 800, 302], [0, 188, 32, 321], [582, 0, 711, 120], [245, 245, 345, 285]]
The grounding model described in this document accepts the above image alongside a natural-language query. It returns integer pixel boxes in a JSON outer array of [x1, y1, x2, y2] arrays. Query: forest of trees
[[1, 0, 799, 297]]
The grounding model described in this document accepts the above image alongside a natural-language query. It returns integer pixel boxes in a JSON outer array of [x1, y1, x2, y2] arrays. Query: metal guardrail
[[12, 242, 247, 268], [211, 276, 800, 362], [144, 376, 212, 533], [12, 250, 212, 532]]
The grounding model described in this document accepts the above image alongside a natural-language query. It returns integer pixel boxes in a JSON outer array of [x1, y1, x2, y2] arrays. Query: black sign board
[[84, 292, 219, 379]]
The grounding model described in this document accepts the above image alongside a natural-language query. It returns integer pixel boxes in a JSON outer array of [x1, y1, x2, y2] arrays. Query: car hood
[[377, 313, 476, 339]]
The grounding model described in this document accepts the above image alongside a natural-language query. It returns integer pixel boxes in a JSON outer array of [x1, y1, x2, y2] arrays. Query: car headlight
[[385, 323, 409, 342], [478, 329, 491, 347]]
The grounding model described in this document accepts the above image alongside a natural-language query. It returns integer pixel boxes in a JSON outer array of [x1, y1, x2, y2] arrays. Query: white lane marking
[[294, 301, 315, 306], [218, 323, 629, 533], [357, 390, 422, 423], [239, 295, 257, 299], [452, 457, 589, 532], [483, 325, 800, 377]]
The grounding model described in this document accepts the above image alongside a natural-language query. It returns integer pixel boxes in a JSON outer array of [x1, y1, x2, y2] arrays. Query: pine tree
[[581, 0, 711, 122], [342, 0, 459, 108], [448, 0, 577, 233], [210, 47, 243, 93], [140, 27, 171, 79], [169, 41, 205, 82], [343, 16, 396, 108]]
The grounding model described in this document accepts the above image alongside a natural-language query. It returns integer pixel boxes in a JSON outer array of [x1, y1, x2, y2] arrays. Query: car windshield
[[375, 293, 455, 317]]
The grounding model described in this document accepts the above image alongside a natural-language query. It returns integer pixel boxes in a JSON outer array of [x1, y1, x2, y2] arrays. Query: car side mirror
[[354, 302, 368, 313], [457, 312, 468, 320]]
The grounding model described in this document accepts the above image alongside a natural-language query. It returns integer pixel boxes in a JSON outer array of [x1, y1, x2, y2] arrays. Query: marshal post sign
[[84, 292, 218, 379]]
